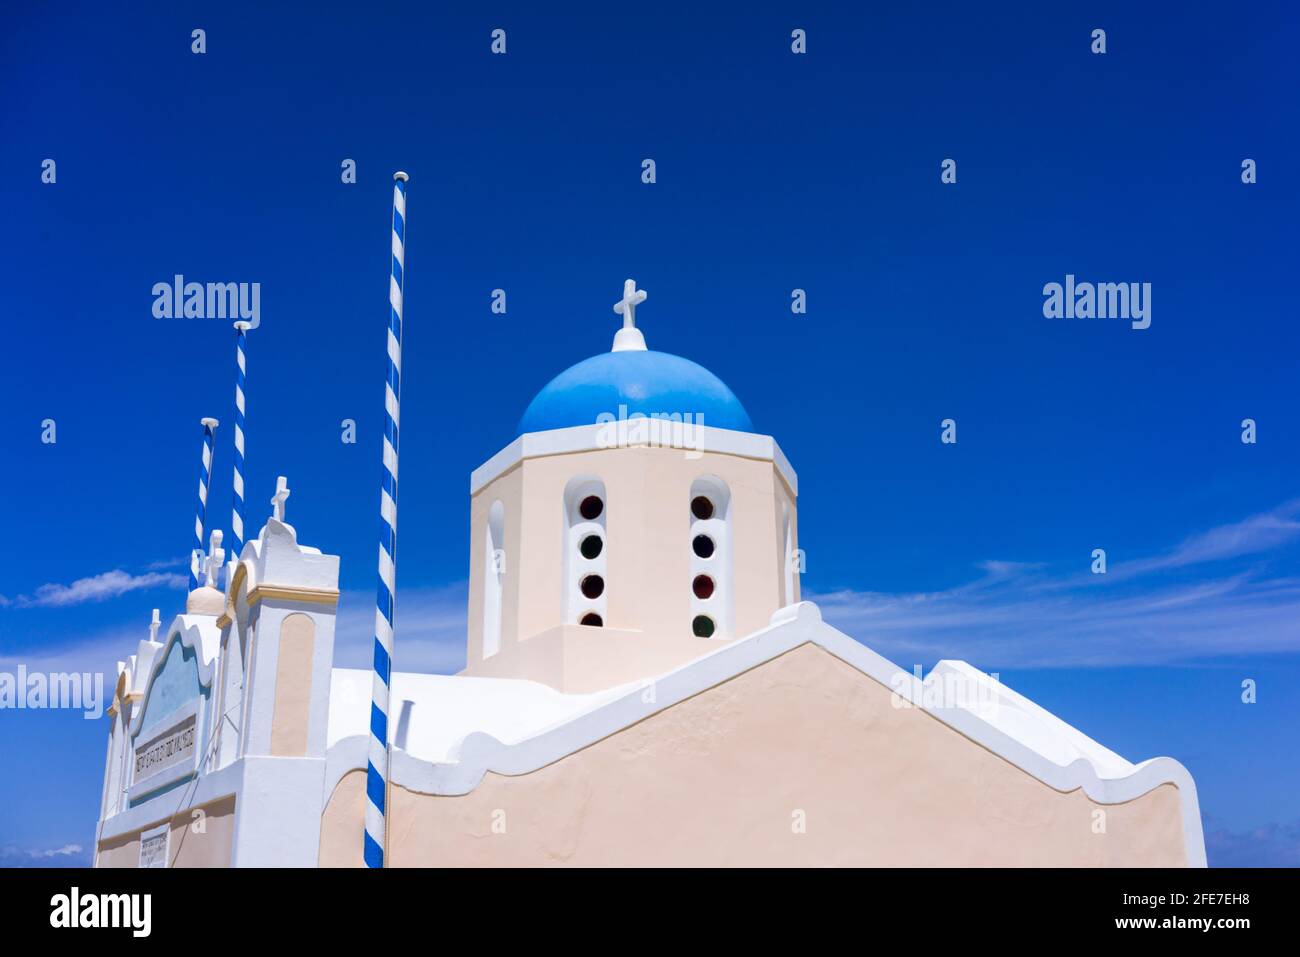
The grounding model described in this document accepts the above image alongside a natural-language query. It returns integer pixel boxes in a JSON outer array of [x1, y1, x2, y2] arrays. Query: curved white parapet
[[127, 615, 220, 739], [322, 600, 1207, 867]]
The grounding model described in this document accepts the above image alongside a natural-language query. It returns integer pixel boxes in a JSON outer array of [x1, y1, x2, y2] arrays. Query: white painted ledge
[[470, 423, 798, 496]]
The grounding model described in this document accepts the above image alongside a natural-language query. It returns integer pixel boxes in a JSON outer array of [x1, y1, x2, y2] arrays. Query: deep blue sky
[[1, 2, 1297, 866]]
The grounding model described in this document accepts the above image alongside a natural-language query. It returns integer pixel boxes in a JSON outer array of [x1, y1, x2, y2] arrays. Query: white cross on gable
[[204, 529, 225, 588], [271, 476, 290, 523]]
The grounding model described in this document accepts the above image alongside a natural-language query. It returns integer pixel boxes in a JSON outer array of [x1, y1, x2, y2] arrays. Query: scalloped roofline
[[126, 615, 220, 740]]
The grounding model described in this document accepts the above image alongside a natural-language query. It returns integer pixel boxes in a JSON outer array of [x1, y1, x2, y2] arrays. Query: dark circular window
[[692, 534, 715, 559], [580, 612, 603, 627], [579, 534, 603, 560], [690, 496, 715, 521], [580, 574, 605, 599], [692, 574, 715, 599], [579, 495, 604, 520], [692, 615, 716, 638]]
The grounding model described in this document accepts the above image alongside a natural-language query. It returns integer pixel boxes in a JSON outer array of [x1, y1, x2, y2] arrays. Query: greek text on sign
[[134, 714, 196, 781], [139, 824, 169, 868]]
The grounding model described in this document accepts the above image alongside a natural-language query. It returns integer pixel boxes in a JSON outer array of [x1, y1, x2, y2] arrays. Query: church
[[92, 272, 1207, 867]]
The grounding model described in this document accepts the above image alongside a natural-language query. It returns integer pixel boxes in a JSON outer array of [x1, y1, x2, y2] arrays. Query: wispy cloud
[[0, 843, 90, 868], [814, 499, 1300, 669], [333, 582, 468, 675], [143, 556, 188, 572], [1205, 819, 1300, 868], [1112, 498, 1300, 580], [0, 624, 142, 679], [0, 581, 468, 684], [0, 569, 186, 609]]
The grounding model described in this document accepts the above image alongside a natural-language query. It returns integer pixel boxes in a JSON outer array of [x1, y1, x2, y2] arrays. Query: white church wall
[[97, 513, 339, 868]]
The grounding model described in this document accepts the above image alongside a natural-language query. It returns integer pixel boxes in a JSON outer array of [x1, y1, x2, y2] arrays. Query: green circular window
[[691, 615, 715, 638]]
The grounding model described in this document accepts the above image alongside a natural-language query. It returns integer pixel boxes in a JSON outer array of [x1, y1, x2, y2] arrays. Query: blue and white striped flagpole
[[365, 171, 409, 869], [190, 417, 219, 591], [229, 322, 251, 565]]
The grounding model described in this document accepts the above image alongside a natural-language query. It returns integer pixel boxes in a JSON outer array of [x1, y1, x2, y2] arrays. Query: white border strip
[[100, 761, 242, 842], [470, 423, 798, 496]]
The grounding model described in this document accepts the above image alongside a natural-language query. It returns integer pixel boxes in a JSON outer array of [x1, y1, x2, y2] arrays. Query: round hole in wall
[[692, 574, 715, 599], [692, 614, 716, 638], [580, 612, 603, 627], [692, 534, 715, 559], [579, 495, 604, 520], [690, 496, 715, 521], [580, 574, 605, 599], [579, 534, 603, 560]]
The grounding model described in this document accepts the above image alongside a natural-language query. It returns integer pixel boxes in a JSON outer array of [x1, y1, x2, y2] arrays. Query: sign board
[[134, 713, 196, 780], [128, 700, 202, 801]]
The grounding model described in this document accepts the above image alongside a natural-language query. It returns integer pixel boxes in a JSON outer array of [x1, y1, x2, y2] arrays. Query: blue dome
[[518, 350, 754, 435]]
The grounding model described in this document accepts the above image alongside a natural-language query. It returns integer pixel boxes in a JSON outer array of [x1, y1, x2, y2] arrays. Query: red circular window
[[692, 574, 715, 599]]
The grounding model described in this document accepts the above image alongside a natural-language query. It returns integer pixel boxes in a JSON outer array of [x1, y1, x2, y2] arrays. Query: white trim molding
[[471, 423, 798, 496], [323, 602, 1207, 867]]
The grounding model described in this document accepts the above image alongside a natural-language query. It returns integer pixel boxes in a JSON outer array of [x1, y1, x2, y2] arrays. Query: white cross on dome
[[611, 278, 648, 352]]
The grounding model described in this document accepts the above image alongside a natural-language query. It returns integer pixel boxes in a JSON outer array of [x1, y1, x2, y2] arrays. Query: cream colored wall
[[96, 795, 237, 868], [271, 613, 315, 757], [467, 622, 772, 693], [320, 643, 1188, 867], [464, 446, 796, 690]]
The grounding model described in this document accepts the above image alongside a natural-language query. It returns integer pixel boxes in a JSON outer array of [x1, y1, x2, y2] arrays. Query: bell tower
[[461, 281, 799, 693]]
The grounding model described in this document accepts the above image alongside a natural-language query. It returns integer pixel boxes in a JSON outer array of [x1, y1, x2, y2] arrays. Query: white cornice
[[471, 423, 798, 496]]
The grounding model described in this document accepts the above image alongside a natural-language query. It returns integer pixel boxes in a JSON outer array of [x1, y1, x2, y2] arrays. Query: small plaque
[[139, 824, 169, 869]]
